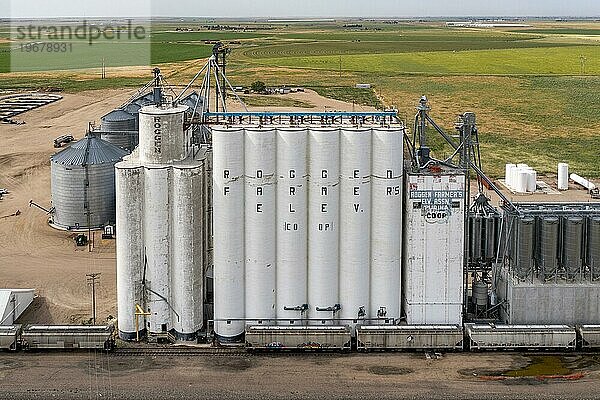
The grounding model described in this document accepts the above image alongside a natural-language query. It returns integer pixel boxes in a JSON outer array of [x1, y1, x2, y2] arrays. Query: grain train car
[[0, 325, 21, 351], [245, 325, 352, 351], [466, 324, 577, 351], [21, 325, 115, 351]]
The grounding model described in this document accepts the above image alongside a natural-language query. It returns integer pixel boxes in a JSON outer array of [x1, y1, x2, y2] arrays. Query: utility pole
[[580, 55, 587, 75], [86, 273, 101, 325]]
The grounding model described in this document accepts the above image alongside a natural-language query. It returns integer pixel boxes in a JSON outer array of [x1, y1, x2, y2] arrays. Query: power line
[[86, 273, 101, 325]]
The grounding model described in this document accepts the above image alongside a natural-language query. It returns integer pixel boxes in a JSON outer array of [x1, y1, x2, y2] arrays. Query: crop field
[[0, 20, 599, 176]]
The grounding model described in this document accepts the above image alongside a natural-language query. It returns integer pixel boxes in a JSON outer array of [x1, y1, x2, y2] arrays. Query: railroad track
[[112, 346, 348, 357], [113, 346, 249, 357]]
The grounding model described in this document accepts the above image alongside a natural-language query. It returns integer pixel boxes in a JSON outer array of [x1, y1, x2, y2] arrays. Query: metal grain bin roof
[[101, 108, 135, 122], [51, 134, 129, 166]]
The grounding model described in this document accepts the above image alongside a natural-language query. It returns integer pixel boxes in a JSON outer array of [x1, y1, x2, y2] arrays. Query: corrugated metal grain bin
[[50, 134, 128, 230]]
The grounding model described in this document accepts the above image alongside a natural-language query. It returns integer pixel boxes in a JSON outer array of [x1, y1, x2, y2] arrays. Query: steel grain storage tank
[[213, 127, 245, 341], [562, 217, 584, 278], [101, 109, 136, 132], [276, 128, 308, 323], [244, 128, 277, 324], [538, 217, 559, 279], [589, 217, 600, 280], [307, 128, 340, 322], [99, 109, 137, 151], [512, 217, 535, 280], [50, 134, 128, 230], [370, 128, 403, 322], [469, 215, 483, 260]]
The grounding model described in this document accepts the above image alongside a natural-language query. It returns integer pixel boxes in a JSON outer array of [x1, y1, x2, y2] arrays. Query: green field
[[1, 21, 599, 177]]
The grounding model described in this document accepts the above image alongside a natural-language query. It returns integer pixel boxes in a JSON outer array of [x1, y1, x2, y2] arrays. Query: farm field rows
[[0, 20, 599, 176]]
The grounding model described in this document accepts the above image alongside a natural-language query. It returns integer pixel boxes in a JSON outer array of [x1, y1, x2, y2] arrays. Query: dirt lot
[[0, 89, 132, 324], [2, 352, 600, 400]]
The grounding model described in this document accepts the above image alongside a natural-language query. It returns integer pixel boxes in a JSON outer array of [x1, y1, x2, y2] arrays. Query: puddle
[[504, 356, 571, 377]]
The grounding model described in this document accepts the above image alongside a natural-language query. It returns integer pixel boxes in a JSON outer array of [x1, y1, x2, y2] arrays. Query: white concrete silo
[[115, 164, 145, 340], [244, 128, 277, 324], [144, 166, 172, 334], [276, 128, 309, 323], [138, 105, 189, 164], [116, 103, 208, 341], [370, 128, 403, 322], [339, 128, 372, 323], [171, 165, 205, 339], [212, 127, 246, 341], [307, 128, 340, 322]]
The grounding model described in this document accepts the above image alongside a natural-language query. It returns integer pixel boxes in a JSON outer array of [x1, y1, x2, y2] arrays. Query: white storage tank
[[212, 127, 246, 341], [171, 165, 205, 339], [307, 128, 341, 322], [50, 134, 129, 230], [276, 128, 309, 322], [403, 172, 466, 325], [138, 104, 189, 164], [339, 128, 371, 324], [244, 128, 277, 324], [144, 166, 172, 334], [115, 164, 145, 340], [558, 163, 569, 190], [370, 128, 403, 322]]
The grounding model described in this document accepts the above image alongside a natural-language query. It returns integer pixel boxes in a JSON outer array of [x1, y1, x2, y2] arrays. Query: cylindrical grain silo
[[144, 166, 172, 334], [171, 165, 205, 340], [339, 127, 371, 324], [244, 128, 277, 325], [101, 109, 136, 132], [469, 215, 483, 260], [370, 128, 403, 322], [589, 217, 600, 280], [562, 217, 584, 279], [276, 128, 308, 323], [50, 134, 129, 230], [538, 217, 560, 280], [139, 104, 189, 164], [115, 163, 145, 340], [212, 127, 245, 341], [512, 217, 535, 279], [307, 128, 340, 322]]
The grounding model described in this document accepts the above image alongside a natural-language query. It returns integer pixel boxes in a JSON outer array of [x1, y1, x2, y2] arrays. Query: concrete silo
[[115, 104, 210, 341]]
